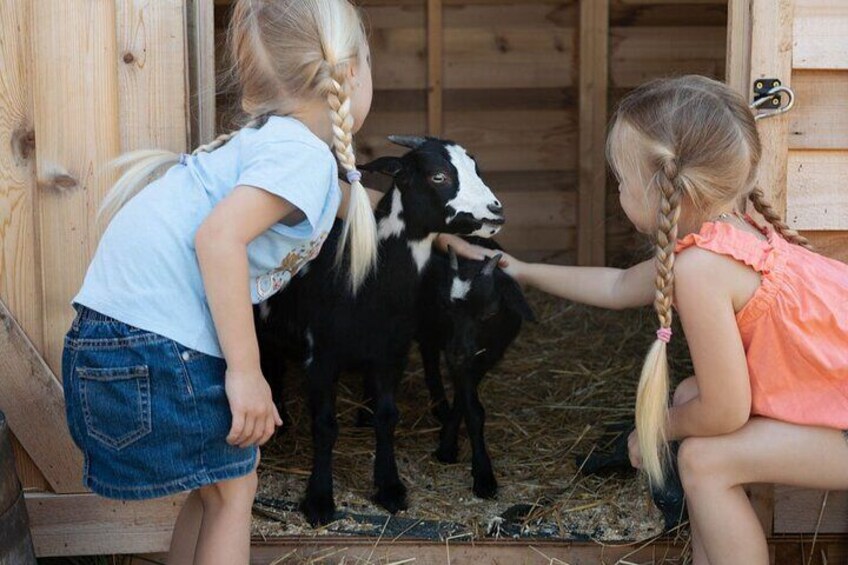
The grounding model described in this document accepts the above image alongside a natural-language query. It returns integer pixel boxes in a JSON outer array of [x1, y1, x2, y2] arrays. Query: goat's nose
[[487, 202, 503, 215]]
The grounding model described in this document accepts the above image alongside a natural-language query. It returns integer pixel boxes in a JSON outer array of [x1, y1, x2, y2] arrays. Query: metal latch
[[750, 78, 795, 121]]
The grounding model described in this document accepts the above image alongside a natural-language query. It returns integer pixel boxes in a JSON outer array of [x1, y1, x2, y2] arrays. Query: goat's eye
[[431, 172, 447, 184]]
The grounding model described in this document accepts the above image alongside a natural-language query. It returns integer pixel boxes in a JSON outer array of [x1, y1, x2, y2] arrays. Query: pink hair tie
[[656, 327, 672, 344], [346, 170, 362, 184]]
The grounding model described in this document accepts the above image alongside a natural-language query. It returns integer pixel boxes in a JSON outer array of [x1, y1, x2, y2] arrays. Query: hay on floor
[[252, 289, 694, 549]]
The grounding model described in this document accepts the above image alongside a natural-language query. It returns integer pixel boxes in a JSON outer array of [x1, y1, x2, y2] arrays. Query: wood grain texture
[[0, 298, 83, 493], [578, 0, 609, 266], [427, 0, 443, 135], [787, 151, 848, 230], [188, 0, 218, 147], [774, 486, 848, 534], [32, 0, 122, 375], [725, 0, 751, 96], [793, 0, 848, 70], [116, 0, 189, 153], [789, 70, 848, 151], [0, 0, 52, 491], [26, 491, 185, 557]]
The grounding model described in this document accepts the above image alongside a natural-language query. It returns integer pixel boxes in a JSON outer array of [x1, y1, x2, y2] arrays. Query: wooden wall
[[214, 0, 728, 265]]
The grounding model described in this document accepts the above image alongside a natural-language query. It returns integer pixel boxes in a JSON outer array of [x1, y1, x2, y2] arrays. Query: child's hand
[[434, 233, 508, 266], [225, 369, 283, 448], [627, 429, 642, 469], [494, 251, 527, 283]]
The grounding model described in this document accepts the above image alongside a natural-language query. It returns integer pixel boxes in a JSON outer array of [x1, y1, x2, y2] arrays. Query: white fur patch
[[377, 190, 405, 241], [450, 277, 472, 301], [444, 145, 503, 234], [304, 329, 314, 368], [408, 234, 436, 273], [258, 301, 271, 321]]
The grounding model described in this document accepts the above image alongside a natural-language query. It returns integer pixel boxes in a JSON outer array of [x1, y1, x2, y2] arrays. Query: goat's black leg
[[459, 369, 497, 499], [300, 357, 340, 526], [420, 341, 450, 424], [371, 364, 408, 513], [433, 391, 462, 465], [257, 333, 292, 430]]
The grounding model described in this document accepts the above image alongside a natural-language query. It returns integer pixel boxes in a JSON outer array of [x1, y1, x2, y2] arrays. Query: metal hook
[[750, 85, 795, 121]]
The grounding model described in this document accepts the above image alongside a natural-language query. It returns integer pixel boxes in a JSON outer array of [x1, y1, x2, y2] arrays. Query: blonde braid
[[636, 157, 682, 488], [327, 75, 378, 292], [748, 187, 813, 250]]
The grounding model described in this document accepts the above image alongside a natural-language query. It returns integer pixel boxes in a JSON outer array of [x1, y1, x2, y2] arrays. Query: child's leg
[[671, 378, 711, 565], [193, 452, 260, 565], [168, 490, 204, 564], [678, 418, 848, 565]]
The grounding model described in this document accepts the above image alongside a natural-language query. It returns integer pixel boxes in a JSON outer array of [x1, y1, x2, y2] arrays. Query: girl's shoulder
[[241, 115, 334, 160], [676, 220, 773, 274]]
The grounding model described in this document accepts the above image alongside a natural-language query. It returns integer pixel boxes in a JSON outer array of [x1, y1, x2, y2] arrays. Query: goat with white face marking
[[255, 136, 504, 526], [417, 239, 534, 499]]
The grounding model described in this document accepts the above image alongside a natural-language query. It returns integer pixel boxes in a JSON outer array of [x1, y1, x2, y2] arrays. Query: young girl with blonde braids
[[496, 75, 848, 564], [57, 1, 478, 562]]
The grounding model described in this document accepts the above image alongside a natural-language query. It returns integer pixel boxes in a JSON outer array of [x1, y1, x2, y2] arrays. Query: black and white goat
[[417, 239, 534, 498], [256, 136, 504, 526]]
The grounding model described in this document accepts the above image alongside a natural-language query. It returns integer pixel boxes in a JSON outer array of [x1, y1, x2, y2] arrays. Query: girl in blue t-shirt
[[60, 1, 492, 562]]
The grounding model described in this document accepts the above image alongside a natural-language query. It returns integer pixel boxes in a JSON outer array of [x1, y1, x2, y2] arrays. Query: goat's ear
[[498, 274, 536, 322], [447, 245, 459, 272], [481, 253, 502, 277], [358, 156, 403, 177]]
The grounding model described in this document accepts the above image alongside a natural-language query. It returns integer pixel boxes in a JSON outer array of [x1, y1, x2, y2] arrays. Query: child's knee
[[673, 376, 699, 406], [198, 469, 258, 509], [677, 436, 727, 494]]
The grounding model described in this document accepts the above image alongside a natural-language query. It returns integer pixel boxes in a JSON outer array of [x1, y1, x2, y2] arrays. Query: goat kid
[[417, 240, 535, 499], [256, 136, 504, 526]]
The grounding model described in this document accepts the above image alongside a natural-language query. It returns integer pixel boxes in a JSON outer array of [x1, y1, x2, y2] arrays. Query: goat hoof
[[473, 473, 498, 499], [431, 404, 450, 425], [300, 493, 337, 527], [433, 446, 458, 464], [354, 409, 374, 428], [373, 482, 408, 514]]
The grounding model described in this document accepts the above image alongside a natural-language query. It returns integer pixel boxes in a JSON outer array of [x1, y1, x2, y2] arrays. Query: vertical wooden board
[[188, 0, 218, 147], [578, 0, 609, 266], [786, 151, 848, 230], [725, 0, 752, 96], [749, 0, 794, 221], [32, 1, 121, 372], [793, 0, 848, 70], [427, 0, 443, 136], [0, 0, 52, 491], [116, 0, 189, 153]]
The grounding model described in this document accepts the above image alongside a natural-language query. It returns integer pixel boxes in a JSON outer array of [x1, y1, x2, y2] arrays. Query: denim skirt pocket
[[77, 364, 152, 450]]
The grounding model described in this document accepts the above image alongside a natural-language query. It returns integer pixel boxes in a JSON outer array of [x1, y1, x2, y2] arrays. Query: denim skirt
[[62, 304, 257, 500]]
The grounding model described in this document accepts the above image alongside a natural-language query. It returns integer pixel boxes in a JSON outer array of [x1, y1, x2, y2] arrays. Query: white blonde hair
[[100, 0, 377, 291]]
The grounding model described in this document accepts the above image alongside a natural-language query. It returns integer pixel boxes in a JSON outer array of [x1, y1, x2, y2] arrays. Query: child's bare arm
[[510, 256, 656, 310], [195, 185, 291, 447]]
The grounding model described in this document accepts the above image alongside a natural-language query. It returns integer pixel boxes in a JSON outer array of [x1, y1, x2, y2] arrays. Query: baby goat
[[417, 239, 534, 498], [256, 137, 504, 526]]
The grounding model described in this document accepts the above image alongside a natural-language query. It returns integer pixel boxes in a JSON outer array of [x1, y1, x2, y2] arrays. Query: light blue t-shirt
[[74, 116, 340, 358]]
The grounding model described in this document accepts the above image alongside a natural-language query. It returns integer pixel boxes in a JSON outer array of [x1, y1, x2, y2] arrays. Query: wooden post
[[578, 0, 609, 266], [726, 0, 752, 96], [427, 0, 443, 137], [188, 0, 218, 147]]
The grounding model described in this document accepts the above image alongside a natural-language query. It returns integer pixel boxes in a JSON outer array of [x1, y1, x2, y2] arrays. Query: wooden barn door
[[727, 0, 848, 543]]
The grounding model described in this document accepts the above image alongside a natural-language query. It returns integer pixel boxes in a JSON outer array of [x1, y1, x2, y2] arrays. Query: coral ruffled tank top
[[676, 217, 848, 429]]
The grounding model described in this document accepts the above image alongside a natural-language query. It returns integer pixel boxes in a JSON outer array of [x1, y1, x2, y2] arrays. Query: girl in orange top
[[494, 75, 848, 564]]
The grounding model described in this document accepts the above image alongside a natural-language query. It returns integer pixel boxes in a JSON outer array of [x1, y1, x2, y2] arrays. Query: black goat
[[416, 239, 534, 499], [255, 136, 505, 526]]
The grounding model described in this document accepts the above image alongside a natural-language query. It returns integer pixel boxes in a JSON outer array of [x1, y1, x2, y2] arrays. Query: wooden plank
[[116, 0, 189, 153], [33, 0, 122, 375], [789, 70, 848, 150], [0, 0, 52, 491], [188, 0, 218, 147], [748, 0, 794, 228], [725, 0, 752, 96], [774, 486, 848, 534], [26, 491, 186, 557], [356, 109, 577, 172], [793, 0, 848, 70], [787, 151, 848, 230], [0, 298, 83, 493], [803, 231, 848, 264], [578, 0, 609, 266], [427, 0, 443, 136]]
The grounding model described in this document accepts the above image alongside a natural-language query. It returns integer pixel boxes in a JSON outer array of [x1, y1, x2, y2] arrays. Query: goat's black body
[[416, 237, 532, 499], [256, 137, 505, 526]]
